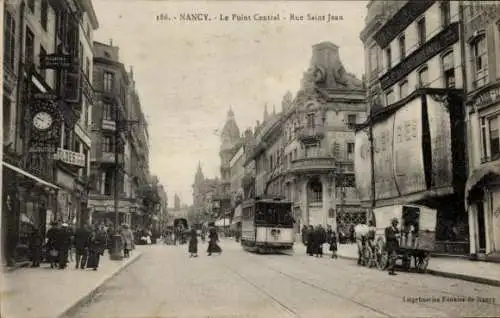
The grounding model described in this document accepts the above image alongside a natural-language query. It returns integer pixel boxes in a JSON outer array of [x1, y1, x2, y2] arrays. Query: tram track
[[220, 250, 395, 318]]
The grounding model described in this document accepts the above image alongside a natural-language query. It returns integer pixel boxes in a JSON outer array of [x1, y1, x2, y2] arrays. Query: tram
[[241, 197, 295, 253]]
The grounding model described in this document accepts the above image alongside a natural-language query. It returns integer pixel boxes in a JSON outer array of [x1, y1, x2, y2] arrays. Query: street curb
[[57, 252, 143, 318], [336, 253, 500, 287]]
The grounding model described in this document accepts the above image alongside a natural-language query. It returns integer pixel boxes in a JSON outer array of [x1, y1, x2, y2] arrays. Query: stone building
[[356, 0, 469, 254], [192, 163, 224, 222], [463, 3, 500, 260], [243, 42, 367, 233], [2, 0, 98, 266], [88, 41, 150, 228]]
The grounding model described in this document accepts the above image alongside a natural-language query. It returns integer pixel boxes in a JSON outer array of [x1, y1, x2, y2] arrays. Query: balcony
[[99, 151, 124, 165], [288, 157, 335, 174], [297, 125, 325, 144], [101, 119, 116, 131]]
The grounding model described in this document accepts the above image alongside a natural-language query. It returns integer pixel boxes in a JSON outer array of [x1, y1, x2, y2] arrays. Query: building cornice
[[80, 0, 99, 29]]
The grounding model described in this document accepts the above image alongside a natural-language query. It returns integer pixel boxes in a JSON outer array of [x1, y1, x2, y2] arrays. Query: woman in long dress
[[188, 228, 198, 257], [120, 224, 134, 258], [207, 226, 222, 256], [87, 226, 107, 270]]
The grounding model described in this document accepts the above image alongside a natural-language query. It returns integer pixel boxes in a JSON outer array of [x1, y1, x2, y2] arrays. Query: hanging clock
[[29, 99, 63, 144]]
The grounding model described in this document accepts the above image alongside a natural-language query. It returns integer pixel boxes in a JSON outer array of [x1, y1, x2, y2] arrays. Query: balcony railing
[[289, 157, 335, 173], [297, 125, 325, 144]]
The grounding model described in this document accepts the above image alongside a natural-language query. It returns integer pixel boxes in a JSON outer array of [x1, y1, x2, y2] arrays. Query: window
[[399, 80, 409, 99], [385, 90, 395, 105], [305, 145, 319, 158], [417, 18, 426, 46], [85, 57, 90, 78], [74, 139, 81, 153], [103, 71, 114, 92], [369, 45, 378, 75], [442, 51, 455, 88], [489, 116, 500, 160], [308, 177, 322, 203], [41, 0, 48, 30], [417, 67, 429, 87], [385, 47, 392, 69], [306, 113, 315, 128], [104, 171, 113, 195], [4, 12, 16, 71], [347, 114, 357, 125], [103, 102, 113, 120], [83, 148, 89, 176], [25, 27, 35, 65], [347, 142, 355, 160], [471, 35, 488, 89], [63, 129, 72, 149], [39, 46, 47, 80], [102, 136, 114, 152], [28, 0, 35, 12], [398, 34, 406, 59], [440, 1, 450, 27]]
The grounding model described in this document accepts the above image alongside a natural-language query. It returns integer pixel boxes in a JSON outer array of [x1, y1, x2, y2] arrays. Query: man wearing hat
[[384, 217, 400, 275]]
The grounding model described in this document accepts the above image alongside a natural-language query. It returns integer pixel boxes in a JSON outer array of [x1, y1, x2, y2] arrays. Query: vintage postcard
[[1, 0, 500, 317]]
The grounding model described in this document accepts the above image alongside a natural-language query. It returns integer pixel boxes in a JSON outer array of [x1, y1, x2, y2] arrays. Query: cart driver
[[385, 217, 400, 276]]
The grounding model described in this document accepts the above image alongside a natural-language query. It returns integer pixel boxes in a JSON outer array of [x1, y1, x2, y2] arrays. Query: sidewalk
[[334, 243, 500, 287], [0, 247, 144, 318]]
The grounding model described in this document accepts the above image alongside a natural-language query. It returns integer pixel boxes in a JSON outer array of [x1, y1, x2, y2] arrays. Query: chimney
[[311, 42, 339, 70], [109, 38, 113, 46]]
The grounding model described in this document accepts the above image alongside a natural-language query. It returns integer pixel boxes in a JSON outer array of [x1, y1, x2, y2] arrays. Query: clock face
[[33, 111, 53, 131]]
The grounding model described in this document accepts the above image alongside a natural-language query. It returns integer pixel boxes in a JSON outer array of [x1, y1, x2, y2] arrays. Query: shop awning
[[2, 161, 60, 190], [465, 161, 500, 203], [215, 218, 230, 227], [231, 205, 242, 224]]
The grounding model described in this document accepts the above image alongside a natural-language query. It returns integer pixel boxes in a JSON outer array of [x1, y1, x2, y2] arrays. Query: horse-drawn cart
[[373, 204, 437, 272]]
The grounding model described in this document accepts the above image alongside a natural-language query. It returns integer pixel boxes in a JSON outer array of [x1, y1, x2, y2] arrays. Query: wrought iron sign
[[380, 22, 459, 91]]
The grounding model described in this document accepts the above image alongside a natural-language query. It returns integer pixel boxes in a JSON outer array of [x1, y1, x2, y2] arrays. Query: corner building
[[246, 42, 367, 232], [357, 0, 469, 254], [463, 3, 500, 260]]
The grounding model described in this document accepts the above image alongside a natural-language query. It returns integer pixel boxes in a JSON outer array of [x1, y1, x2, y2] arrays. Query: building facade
[[464, 3, 500, 260], [2, 0, 98, 266], [192, 163, 224, 222], [356, 0, 469, 254], [88, 41, 149, 228]]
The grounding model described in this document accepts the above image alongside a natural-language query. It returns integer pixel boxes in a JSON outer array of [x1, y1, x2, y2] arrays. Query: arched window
[[417, 66, 428, 87], [441, 50, 455, 88], [307, 177, 323, 203], [470, 34, 488, 89]]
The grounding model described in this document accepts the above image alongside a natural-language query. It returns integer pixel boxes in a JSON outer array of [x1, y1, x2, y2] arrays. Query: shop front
[[466, 81, 500, 261]]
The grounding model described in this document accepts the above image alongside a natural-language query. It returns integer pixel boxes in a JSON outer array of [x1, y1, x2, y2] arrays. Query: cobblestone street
[[70, 240, 500, 318]]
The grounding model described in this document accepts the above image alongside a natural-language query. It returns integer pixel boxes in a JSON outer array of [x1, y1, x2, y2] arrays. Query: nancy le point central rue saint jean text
[[155, 12, 343, 23]]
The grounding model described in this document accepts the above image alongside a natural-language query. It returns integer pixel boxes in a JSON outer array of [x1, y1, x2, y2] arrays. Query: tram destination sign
[[380, 22, 459, 91]]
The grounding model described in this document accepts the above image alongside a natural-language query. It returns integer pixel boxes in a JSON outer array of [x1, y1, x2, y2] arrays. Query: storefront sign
[[354, 128, 372, 202], [32, 93, 57, 100], [373, 0, 436, 48], [380, 22, 459, 90], [426, 95, 453, 188], [471, 82, 500, 109], [393, 98, 426, 195], [372, 116, 399, 200], [40, 54, 75, 69], [54, 148, 85, 167]]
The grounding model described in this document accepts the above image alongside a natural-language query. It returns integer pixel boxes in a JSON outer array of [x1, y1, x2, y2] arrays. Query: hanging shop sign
[[53, 148, 85, 167], [40, 54, 76, 70], [393, 97, 426, 195]]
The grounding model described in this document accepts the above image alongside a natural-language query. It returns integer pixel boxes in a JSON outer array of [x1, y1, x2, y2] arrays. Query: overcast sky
[[93, 0, 368, 206]]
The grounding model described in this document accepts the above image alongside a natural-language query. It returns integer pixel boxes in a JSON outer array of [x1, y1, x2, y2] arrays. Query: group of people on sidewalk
[[28, 221, 136, 271], [187, 225, 222, 258], [302, 224, 338, 258]]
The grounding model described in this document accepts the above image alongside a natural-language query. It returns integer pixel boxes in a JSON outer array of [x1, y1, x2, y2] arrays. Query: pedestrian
[[207, 225, 222, 256], [329, 229, 338, 259], [57, 223, 72, 269], [29, 226, 43, 267], [385, 218, 400, 276], [312, 225, 326, 257], [68, 224, 75, 262], [87, 226, 107, 270], [301, 225, 308, 246], [188, 227, 198, 257], [306, 225, 314, 256], [74, 224, 91, 269], [46, 221, 59, 268], [120, 224, 134, 258]]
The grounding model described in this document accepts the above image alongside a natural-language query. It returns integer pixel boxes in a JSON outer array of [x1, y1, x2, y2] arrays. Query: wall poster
[[393, 98, 426, 195], [354, 128, 372, 202], [372, 116, 399, 200]]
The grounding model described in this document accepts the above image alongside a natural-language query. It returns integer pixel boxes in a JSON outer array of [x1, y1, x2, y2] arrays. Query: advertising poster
[[354, 128, 372, 202], [393, 98, 426, 195], [372, 117, 399, 200], [426, 95, 453, 189]]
